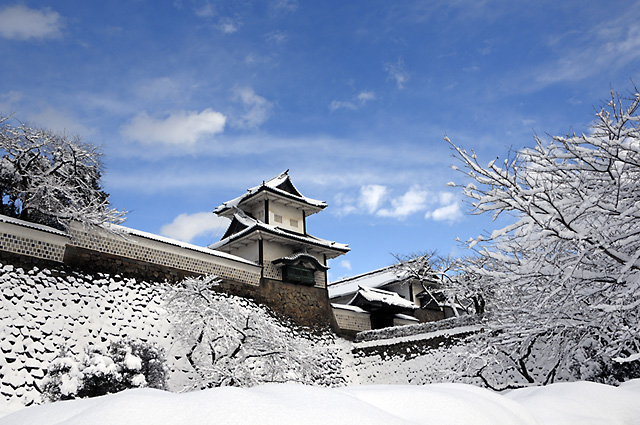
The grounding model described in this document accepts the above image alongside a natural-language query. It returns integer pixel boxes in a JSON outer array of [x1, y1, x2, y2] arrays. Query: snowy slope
[[1, 380, 639, 425]]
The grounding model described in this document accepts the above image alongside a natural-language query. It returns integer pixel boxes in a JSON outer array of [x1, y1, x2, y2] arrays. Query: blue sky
[[2, 1, 640, 280]]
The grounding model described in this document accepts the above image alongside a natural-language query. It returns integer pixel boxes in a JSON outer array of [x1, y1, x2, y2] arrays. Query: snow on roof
[[272, 252, 329, 271], [0, 214, 69, 237], [101, 223, 258, 266], [394, 313, 419, 321], [353, 324, 483, 348], [214, 171, 327, 214], [328, 264, 408, 299], [330, 303, 369, 313], [0, 214, 256, 267], [209, 211, 349, 254], [352, 286, 417, 310]]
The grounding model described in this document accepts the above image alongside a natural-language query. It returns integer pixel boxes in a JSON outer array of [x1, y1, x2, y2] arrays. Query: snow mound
[[0, 383, 540, 425], [3, 380, 639, 425], [505, 380, 640, 425]]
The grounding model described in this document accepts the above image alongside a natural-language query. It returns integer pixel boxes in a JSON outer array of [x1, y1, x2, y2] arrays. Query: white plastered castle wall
[[0, 221, 69, 263], [224, 243, 259, 265], [268, 202, 304, 234], [67, 222, 261, 286], [332, 305, 371, 332]]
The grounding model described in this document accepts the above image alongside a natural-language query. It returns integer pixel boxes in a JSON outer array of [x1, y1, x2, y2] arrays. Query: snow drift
[[1, 380, 639, 425]]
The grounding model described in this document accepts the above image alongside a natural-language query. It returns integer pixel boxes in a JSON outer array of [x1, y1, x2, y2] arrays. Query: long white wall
[[0, 216, 261, 286]]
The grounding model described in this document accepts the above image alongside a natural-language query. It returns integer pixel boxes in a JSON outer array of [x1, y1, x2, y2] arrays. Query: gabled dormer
[[210, 171, 349, 289], [214, 170, 326, 235]]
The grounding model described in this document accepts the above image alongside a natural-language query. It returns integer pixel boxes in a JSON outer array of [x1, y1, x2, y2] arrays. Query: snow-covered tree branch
[[393, 251, 485, 315], [163, 275, 344, 389], [0, 117, 125, 230], [447, 88, 640, 384]]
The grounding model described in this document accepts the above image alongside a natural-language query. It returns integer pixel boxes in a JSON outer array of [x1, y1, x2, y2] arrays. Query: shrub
[[43, 339, 167, 402]]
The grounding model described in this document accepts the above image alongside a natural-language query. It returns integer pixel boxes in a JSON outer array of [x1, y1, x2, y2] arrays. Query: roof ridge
[[329, 262, 399, 286]]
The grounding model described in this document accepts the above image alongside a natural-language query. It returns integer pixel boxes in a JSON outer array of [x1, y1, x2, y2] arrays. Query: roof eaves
[[210, 220, 349, 254]]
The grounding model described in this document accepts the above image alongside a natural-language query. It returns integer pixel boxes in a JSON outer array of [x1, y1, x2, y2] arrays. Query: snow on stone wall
[[355, 314, 481, 343], [344, 324, 483, 386], [0, 262, 193, 406]]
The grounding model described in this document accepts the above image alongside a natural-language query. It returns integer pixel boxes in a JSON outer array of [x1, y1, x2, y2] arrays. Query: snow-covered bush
[[164, 275, 344, 388], [43, 339, 167, 401]]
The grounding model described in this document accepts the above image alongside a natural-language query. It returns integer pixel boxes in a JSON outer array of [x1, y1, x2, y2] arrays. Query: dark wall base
[[63, 246, 198, 283], [219, 278, 334, 329], [0, 250, 64, 272]]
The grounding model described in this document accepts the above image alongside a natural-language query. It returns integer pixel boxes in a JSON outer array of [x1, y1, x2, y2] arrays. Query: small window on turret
[[290, 219, 298, 227], [274, 214, 283, 223]]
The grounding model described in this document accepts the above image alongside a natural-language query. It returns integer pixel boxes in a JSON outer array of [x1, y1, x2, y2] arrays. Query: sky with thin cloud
[[1, 1, 639, 279]]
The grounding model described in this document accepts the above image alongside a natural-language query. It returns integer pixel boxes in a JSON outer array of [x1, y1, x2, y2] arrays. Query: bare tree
[[447, 88, 640, 385], [0, 117, 125, 230], [163, 275, 342, 389], [393, 251, 485, 316]]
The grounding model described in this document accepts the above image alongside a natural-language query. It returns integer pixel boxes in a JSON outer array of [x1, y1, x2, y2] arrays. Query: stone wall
[[0, 261, 195, 406], [219, 277, 334, 328], [0, 216, 337, 329], [355, 314, 482, 343]]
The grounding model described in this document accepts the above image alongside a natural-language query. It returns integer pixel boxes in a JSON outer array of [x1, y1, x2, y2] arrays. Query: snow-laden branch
[[0, 118, 126, 230], [163, 275, 343, 389], [446, 88, 640, 385]]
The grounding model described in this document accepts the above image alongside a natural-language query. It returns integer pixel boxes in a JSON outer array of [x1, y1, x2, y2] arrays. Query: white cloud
[[266, 30, 288, 44], [357, 91, 376, 103], [194, 2, 217, 18], [30, 107, 94, 137], [333, 192, 358, 216], [516, 12, 640, 92], [340, 260, 352, 271], [0, 90, 23, 112], [270, 0, 298, 14], [333, 184, 436, 219], [0, 5, 63, 40], [426, 203, 463, 223], [330, 90, 376, 112], [377, 185, 429, 219], [134, 77, 180, 101], [438, 192, 455, 205], [217, 17, 240, 34], [425, 191, 463, 224], [233, 87, 273, 128], [359, 185, 388, 214], [384, 58, 410, 89], [333, 185, 388, 215], [160, 212, 230, 243], [122, 109, 226, 146], [329, 100, 357, 112]]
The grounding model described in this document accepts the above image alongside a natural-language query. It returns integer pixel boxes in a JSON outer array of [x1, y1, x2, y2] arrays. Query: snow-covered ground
[[1, 380, 639, 425]]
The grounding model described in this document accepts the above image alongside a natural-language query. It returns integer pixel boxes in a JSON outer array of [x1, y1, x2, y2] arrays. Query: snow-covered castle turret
[[210, 171, 349, 288]]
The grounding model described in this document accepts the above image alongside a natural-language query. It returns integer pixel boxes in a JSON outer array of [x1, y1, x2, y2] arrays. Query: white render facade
[[210, 171, 350, 289]]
